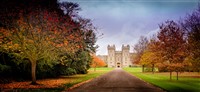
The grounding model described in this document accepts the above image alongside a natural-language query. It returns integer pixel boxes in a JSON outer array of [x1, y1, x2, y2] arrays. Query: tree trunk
[[152, 64, 154, 74], [142, 65, 144, 72], [170, 71, 172, 80], [31, 60, 37, 85], [176, 71, 178, 80]]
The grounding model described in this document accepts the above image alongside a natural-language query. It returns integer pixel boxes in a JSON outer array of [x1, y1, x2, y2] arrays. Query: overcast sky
[[60, 0, 199, 55]]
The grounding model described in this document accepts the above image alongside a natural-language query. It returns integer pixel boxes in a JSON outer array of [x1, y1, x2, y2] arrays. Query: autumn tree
[[133, 36, 149, 72], [157, 20, 187, 80], [181, 5, 200, 72], [140, 37, 162, 74], [0, 1, 97, 84], [91, 55, 106, 71], [0, 10, 75, 84], [140, 51, 156, 73], [56, 2, 97, 74]]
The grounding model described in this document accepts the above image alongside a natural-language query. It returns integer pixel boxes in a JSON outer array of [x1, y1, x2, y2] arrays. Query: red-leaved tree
[[157, 20, 187, 80]]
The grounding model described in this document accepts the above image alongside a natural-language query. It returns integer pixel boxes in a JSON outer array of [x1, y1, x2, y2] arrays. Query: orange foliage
[[0, 77, 72, 89], [91, 55, 106, 67]]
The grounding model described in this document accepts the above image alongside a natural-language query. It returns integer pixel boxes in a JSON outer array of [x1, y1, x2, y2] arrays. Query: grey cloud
[[60, 0, 198, 55]]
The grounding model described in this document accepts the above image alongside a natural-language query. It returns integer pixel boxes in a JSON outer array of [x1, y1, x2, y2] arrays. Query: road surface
[[69, 68, 165, 92]]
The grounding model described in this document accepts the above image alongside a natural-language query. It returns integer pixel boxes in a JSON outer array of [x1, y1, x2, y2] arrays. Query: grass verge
[[123, 67, 200, 92]]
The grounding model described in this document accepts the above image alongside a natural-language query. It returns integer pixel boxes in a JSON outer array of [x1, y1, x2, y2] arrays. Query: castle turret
[[122, 45, 130, 67], [107, 45, 115, 67]]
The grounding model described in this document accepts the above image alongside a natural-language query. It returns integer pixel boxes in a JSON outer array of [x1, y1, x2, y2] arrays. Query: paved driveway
[[69, 68, 165, 92]]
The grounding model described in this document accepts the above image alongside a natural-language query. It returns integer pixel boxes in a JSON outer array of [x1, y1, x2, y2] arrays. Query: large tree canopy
[[0, 0, 97, 84]]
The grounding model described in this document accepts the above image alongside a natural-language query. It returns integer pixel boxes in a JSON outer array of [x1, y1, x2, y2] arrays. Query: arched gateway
[[117, 62, 121, 68]]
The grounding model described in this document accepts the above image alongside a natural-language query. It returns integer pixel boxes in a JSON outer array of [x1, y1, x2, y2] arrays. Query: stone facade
[[98, 45, 134, 68]]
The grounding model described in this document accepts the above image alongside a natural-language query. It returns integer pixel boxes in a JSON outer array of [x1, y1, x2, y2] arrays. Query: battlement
[[107, 44, 115, 50], [122, 44, 130, 50]]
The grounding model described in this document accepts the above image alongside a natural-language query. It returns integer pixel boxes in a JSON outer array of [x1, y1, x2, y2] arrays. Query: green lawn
[[123, 67, 200, 92]]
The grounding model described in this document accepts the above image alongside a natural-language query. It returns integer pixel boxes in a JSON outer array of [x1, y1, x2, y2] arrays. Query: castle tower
[[122, 45, 130, 67], [107, 45, 115, 67]]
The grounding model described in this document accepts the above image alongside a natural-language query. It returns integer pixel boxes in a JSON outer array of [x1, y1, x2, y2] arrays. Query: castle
[[98, 45, 134, 68]]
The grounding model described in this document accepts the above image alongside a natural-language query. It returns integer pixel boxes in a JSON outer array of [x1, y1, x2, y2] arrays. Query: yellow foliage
[[140, 50, 159, 65], [27, 39, 34, 43], [8, 46, 12, 48]]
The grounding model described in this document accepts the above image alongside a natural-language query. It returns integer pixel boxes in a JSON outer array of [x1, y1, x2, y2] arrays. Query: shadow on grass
[[167, 88, 192, 92]]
